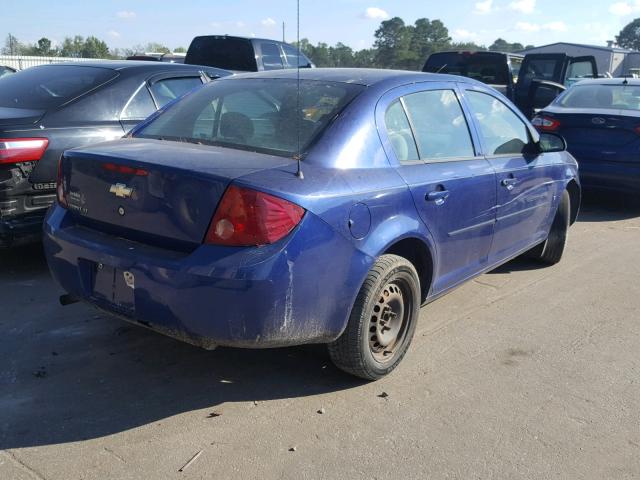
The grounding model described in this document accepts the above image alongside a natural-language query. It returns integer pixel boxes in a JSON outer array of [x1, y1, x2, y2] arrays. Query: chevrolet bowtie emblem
[[109, 183, 134, 199]]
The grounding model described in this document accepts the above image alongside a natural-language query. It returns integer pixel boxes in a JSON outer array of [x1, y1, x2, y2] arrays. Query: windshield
[[134, 78, 365, 157], [424, 53, 510, 86], [558, 84, 640, 110], [0, 65, 117, 109]]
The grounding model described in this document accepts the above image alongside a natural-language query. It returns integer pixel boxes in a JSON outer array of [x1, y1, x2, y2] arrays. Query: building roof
[[519, 42, 633, 54]]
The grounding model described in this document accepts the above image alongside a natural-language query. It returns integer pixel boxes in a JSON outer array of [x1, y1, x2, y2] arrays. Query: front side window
[[385, 100, 419, 163], [149, 77, 203, 107], [135, 79, 364, 157], [261, 43, 284, 70], [466, 90, 530, 155], [402, 90, 475, 160]]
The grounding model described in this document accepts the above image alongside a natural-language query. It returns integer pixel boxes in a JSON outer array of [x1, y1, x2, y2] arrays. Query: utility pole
[[282, 22, 285, 42]]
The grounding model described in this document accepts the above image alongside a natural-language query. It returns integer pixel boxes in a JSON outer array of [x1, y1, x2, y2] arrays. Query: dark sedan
[[533, 78, 640, 195], [0, 61, 229, 247]]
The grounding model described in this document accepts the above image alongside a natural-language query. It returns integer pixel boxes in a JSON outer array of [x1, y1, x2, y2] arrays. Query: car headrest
[[220, 112, 254, 143]]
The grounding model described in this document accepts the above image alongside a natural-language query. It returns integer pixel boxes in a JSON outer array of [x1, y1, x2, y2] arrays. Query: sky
[[2, 0, 639, 51]]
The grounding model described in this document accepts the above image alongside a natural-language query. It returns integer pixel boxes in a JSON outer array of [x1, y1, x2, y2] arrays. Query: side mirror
[[538, 132, 567, 153]]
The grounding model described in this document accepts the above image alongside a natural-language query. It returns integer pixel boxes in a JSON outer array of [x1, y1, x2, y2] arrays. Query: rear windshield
[[423, 53, 510, 85], [186, 37, 257, 71], [558, 84, 640, 110], [134, 78, 365, 157], [0, 65, 117, 109]]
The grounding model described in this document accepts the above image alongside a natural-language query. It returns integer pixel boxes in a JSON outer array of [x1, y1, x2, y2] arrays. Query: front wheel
[[527, 189, 571, 265], [328, 254, 420, 381]]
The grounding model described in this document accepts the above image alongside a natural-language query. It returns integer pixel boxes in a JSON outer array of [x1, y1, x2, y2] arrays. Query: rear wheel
[[527, 189, 570, 265], [328, 254, 420, 381]]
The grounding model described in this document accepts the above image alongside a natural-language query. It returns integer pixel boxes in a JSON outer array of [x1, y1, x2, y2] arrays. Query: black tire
[[328, 254, 420, 381], [527, 189, 571, 265]]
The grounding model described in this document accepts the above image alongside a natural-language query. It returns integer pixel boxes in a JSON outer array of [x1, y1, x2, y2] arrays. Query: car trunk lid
[[61, 138, 293, 249], [541, 107, 640, 164], [0, 107, 46, 127]]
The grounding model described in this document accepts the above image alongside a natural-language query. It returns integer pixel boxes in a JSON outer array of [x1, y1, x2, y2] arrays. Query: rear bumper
[[44, 205, 370, 349], [0, 211, 46, 248], [576, 160, 640, 195]]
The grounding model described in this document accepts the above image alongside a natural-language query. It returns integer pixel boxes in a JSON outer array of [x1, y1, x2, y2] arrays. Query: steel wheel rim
[[368, 278, 412, 364]]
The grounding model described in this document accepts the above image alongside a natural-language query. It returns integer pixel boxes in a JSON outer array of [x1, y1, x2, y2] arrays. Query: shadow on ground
[[0, 245, 363, 450], [577, 191, 640, 223]]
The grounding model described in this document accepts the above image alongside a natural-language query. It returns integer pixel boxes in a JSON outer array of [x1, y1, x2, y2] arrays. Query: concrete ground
[[1, 194, 639, 480]]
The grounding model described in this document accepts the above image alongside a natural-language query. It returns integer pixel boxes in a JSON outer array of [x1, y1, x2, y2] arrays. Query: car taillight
[[56, 156, 67, 208], [205, 185, 305, 246], [532, 116, 561, 132], [0, 138, 49, 165], [634, 126, 640, 136]]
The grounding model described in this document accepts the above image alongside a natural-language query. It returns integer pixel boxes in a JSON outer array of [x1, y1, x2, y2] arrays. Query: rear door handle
[[426, 189, 450, 205]]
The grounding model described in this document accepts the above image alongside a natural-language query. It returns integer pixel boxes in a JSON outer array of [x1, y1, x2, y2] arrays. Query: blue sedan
[[533, 78, 640, 195], [44, 69, 580, 380]]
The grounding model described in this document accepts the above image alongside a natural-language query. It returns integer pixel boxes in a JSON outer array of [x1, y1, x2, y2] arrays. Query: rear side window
[[0, 65, 117, 109], [121, 85, 156, 120], [282, 44, 310, 67], [149, 77, 203, 107], [385, 101, 419, 162], [185, 37, 257, 71], [466, 91, 530, 155], [402, 90, 475, 160], [260, 43, 284, 70]]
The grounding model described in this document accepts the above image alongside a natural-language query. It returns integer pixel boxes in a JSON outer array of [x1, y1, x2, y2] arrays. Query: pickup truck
[[423, 51, 598, 118], [185, 35, 314, 72]]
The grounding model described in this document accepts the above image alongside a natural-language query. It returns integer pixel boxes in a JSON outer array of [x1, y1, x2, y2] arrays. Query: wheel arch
[[566, 179, 581, 225], [382, 237, 434, 303]]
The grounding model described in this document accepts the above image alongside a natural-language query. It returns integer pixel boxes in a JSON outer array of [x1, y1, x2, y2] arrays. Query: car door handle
[[426, 189, 450, 205], [501, 177, 518, 190]]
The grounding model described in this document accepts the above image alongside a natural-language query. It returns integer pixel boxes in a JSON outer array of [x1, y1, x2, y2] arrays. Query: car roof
[[192, 34, 291, 44], [32, 60, 211, 72], [572, 78, 640, 86], [224, 68, 483, 88], [429, 50, 524, 58]]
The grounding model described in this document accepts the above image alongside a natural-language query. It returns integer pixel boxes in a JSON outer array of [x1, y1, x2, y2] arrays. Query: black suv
[[185, 35, 314, 72], [423, 51, 598, 117]]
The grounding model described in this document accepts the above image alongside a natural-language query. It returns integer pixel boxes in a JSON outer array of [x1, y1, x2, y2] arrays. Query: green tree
[[144, 42, 171, 54], [374, 17, 412, 69], [329, 42, 354, 67], [410, 18, 452, 68], [173, 46, 187, 53], [60, 35, 109, 58], [32, 37, 57, 56], [2, 34, 26, 55], [489, 38, 524, 52], [616, 18, 640, 50]]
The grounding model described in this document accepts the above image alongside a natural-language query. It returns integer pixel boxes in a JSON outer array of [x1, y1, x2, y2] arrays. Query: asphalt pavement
[[1, 193, 639, 480]]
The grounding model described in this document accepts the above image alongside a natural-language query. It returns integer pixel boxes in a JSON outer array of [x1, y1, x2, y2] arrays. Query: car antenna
[[294, 0, 304, 179]]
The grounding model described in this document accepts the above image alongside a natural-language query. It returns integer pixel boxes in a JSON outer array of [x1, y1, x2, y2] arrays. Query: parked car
[[533, 78, 640, 195], [185, 35, 314, 71], [423, 51, 598, 117], [0, 61, 229, 247], [0, 65, 17, 78], [45, 69, 580, 380]]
